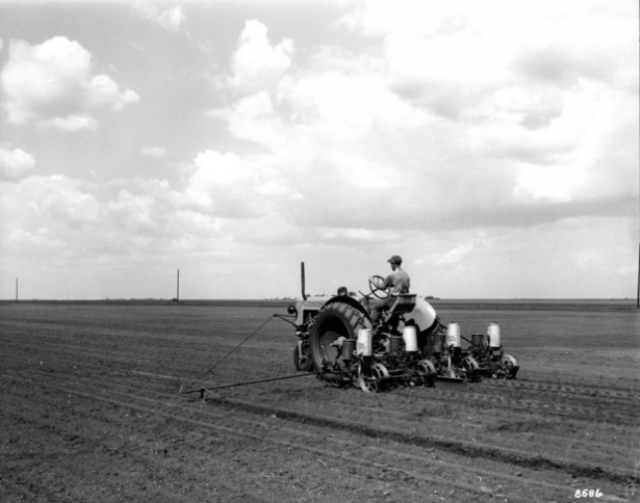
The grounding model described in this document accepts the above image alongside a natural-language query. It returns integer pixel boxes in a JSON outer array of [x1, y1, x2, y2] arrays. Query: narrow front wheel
[[292, 343, 313, 372]]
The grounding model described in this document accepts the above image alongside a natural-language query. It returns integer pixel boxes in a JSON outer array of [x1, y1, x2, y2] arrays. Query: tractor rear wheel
[[308, 302, 367, 371]]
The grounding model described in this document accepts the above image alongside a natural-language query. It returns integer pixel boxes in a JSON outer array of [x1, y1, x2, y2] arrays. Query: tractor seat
[[385, 293, 417, 316]]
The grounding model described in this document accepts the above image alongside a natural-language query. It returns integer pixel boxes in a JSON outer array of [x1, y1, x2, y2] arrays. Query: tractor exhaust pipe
[[301, 262, 307, 301]]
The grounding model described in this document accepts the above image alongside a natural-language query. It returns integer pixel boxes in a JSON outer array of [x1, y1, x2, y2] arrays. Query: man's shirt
[[382, 269, 410, 295]]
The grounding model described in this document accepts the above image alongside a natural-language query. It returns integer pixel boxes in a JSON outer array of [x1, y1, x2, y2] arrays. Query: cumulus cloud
[[183, 150, 298, 218], [106, 179, 182, 238], [209, 92, 289, 152], [131, 2, 185, 32], [512, 47, 612, 88], [434, 242, 475, 266], [84, 74, 140, 111], [0, 146, 36, 181], [228, 20, 294, 95], [1, 37, 139, 129], [209, 34, 432, 228], [488, 87, 565, 130], [319, 227, 398, 243], [367, 3, 635, 217], [1, 2, 636, 300], [141, 146, 167, 158], [0, 175, 102, 258], [202, 9, 638, 237], [39, 115, 98, 132], [483, 134, 574, 165], [1, 174, 197, 264], [36, 177, 102, 226], [343, 0, 637, 123]]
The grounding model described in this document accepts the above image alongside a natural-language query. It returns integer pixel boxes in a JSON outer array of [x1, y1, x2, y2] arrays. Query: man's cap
[[388, 255, 402, 265]]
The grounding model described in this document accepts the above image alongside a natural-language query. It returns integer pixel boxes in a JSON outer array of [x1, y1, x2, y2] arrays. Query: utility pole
[[177, 269, 180, 304], [301, 262, 307, 300]]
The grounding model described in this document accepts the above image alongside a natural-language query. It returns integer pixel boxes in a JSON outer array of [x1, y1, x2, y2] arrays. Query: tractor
[[276, 263, 518, 391], [180, 263, 518, 401]]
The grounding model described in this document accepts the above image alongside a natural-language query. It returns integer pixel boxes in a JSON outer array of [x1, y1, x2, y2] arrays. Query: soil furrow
[[1, 377, 504, 503], [2, 303, 637, 503], [0, 376, 601, 503], [3, 371, 635, 489]]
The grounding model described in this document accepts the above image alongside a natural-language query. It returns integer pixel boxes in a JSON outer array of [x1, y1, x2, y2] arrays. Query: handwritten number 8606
[[575, 489, 602, 498]]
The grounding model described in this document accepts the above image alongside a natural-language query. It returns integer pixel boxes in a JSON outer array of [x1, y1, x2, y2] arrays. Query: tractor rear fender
[[405, 296, 437, 332], [322, 295, 371, 321], [404, 297, 441, 354], [403, 297, 440, 348]]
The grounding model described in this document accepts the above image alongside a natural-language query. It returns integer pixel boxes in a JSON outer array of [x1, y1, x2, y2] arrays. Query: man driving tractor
[[367, 255, 410, 323]]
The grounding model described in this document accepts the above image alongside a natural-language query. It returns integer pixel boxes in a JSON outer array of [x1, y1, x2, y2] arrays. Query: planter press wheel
[[501, 354, 519, 379], [417, 359, 436, 387], [368, 275, 390, 299], [357, 362, 389, 393], [292, 343, 313, 372], [461, 356, 480, 382]]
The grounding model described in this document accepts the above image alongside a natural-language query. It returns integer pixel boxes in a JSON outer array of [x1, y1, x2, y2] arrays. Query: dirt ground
[[1, 301, 638, 503]]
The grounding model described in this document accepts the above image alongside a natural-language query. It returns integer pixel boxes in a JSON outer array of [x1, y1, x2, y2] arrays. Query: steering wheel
[[368, 275, 390, 299]]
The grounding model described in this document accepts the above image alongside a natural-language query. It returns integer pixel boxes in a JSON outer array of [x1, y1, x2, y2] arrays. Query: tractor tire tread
[[309, 301, 365, 370]]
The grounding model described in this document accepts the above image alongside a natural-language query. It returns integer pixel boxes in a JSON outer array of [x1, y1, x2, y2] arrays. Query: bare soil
[[1, 302, 638, 503]]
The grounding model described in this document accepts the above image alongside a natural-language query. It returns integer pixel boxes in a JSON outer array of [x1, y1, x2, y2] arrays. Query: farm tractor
[[276, 263, 519, 391]]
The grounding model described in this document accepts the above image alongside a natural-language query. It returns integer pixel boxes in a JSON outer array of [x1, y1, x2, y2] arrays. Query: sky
[[0, 0, 638, 300]]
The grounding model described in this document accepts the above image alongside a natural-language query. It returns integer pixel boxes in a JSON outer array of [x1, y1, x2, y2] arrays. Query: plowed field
[[1, 301, 638, 503]]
